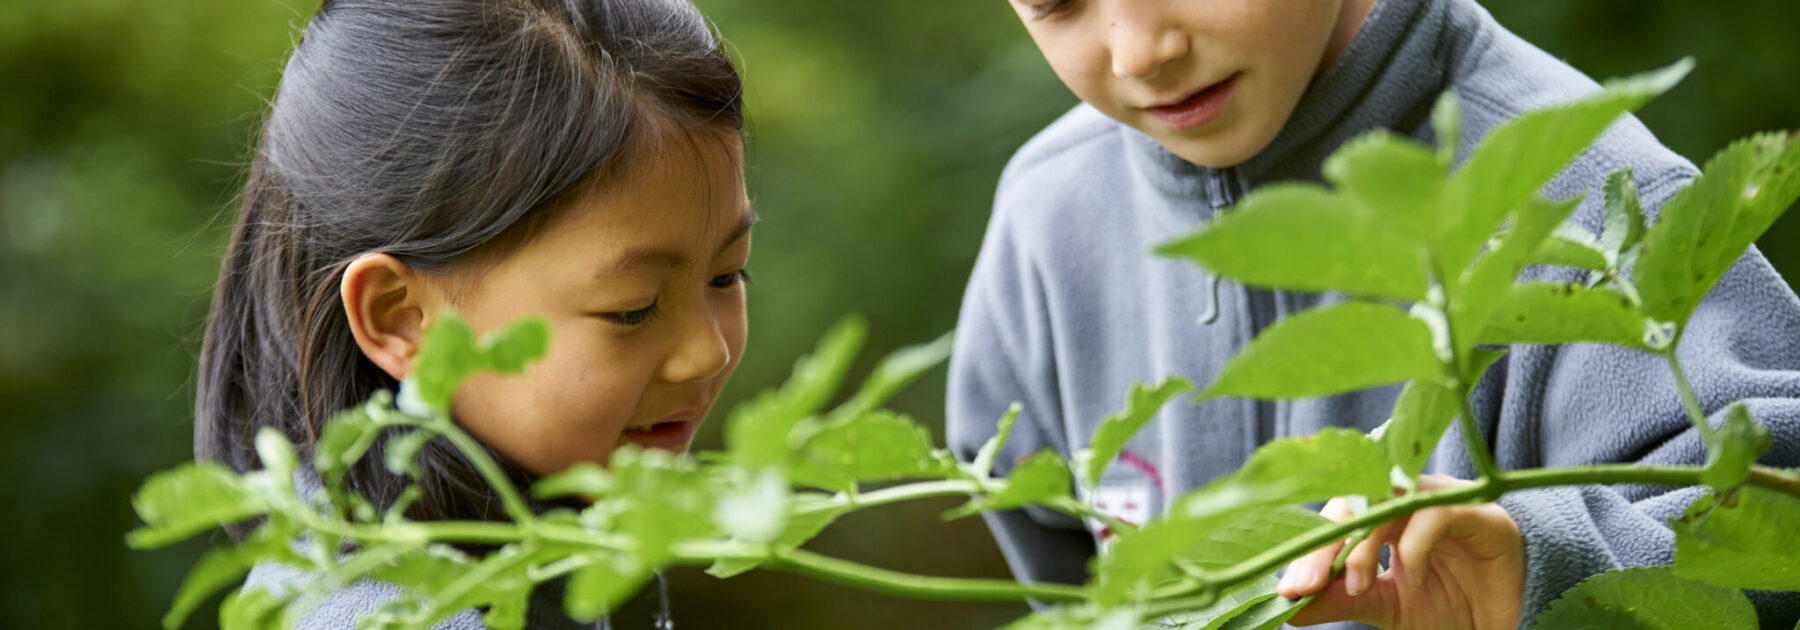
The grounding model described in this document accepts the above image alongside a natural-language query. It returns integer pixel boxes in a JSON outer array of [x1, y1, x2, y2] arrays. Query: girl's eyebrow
[[599, 210, 758, 276]]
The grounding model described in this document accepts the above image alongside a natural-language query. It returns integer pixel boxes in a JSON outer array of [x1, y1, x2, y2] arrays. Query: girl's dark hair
[[197, 0, 743, 538]]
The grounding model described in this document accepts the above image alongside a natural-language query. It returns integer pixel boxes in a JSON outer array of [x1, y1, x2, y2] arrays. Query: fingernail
[[1297, 566, 1317, 590], [1346, 568, 1365, 596]]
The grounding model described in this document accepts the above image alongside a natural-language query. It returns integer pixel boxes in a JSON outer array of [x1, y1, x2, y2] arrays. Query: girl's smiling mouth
[[621, 408, 703, 451]]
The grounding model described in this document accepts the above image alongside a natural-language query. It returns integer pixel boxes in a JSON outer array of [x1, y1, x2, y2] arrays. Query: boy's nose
[[660, 309, 732, 384], [1109, 16, 1189, 79]]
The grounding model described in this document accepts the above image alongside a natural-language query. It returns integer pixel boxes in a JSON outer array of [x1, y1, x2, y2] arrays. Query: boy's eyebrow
[[601, 210, 758, 275]]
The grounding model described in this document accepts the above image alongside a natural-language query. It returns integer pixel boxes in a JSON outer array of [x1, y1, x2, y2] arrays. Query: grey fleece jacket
[[944, 0, 1800, 628]]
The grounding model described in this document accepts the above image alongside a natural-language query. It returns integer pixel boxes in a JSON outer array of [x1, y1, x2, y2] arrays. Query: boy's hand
[[1274, 474, 1525, 630]]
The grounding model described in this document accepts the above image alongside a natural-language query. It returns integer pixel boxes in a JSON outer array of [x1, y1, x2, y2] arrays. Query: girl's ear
[[341, 253, 437, 381]]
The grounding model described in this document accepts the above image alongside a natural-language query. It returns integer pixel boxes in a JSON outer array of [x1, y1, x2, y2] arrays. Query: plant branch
[[429, 416, 537, 524], [767, 547, 1088, 602], [1157, 463, 1800, 603], [1662, 350, 1717, 442], [1456, 389, 1500, 480]]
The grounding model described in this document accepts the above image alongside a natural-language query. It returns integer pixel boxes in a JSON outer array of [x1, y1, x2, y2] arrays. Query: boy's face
[[1011, 0, 1362, 168]]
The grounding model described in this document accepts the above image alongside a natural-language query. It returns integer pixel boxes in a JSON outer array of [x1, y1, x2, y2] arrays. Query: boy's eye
[[603, 302, 660, 327], [710, 269, 753, 289]]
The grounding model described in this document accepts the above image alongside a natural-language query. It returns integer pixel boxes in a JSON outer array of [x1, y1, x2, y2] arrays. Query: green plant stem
[[795, 479, 1140, 535], [768, 547, 1088, 602], [801, 479, 984, 513], [1456, 390, 1500, 480], [1663, 350, 1717, 442], [429, 416, 537, 524], [1155, 463, 1800, 603]]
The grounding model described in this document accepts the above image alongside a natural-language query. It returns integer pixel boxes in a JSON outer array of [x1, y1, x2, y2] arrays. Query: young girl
[[196, 0, 752, 626]]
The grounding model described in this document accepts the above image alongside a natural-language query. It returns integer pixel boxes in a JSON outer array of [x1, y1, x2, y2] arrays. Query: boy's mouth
[[1145, 72, 1241, 132]]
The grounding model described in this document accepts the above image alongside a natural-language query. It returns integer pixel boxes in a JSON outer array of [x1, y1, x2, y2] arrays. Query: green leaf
[[1600, 167, 1647, 269], [1156, 183, 1430, 301], [370, 544, 475, 600], [480, 316, 550, 373], [531, 462, 611, 500], [1322, 131, 1446, 242], [316, 407, 379, 491], [713, 467, 790, 544], [1079, 378, 1195, 489], [945, 451, 1072, 520], [218, 586, 294, 630], [782, 315, 869, 417], [1527, 566, 1757, 630], [1193, 428, 1391, 513], [1638, 131, 1800, 327], [410, 314, 481, 416], [726, 316, 868, 469], [1451, 195, 1585, 350], [1096, 505, 1328, 606], [1701, 403, 1773, 492], [1380, 348, 1505, 480], [790, 411, 956, 492], [1199, 302, 1440, 401], [382, 429, 430, 479], [970, 403, 1023, 480], [1673, 486, 1800, 591], [1432, 90, 1464, 167], [162, 537, 275, 630], [1212, 594, 1311, 630], [408, 313, 551, 417], [1476, 282, 1651, 348], [998, 606, 1139, 630], [565, 552, 652, 622], [1153, 574, 1280, 630], [1527, 224, 1611, 272], [833, 330, 954, 419], [128, 461, 267, 549], [707, 494, 849, 579], [606, 447, 717, 565], [1438, 59, 1691, 275], [255, 427, 298, 480]]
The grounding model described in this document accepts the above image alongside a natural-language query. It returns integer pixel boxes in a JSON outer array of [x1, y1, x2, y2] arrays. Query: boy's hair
[[197, 0, 743, 538]]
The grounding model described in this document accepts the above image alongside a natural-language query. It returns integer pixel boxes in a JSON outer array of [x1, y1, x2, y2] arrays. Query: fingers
[[1343, 516, 1404, 596], [1285, 564, 1396, 628], [1277, 497, 1353, 599], [1395, 506, 1454, 591]]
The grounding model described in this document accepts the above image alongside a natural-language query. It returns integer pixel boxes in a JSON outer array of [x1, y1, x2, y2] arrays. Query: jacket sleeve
[[1490, 244, 1800, 630], [946, 202, 1097, 593]]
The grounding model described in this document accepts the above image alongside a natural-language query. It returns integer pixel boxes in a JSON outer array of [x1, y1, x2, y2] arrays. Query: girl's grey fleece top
[[945, 0, 1800, 629]]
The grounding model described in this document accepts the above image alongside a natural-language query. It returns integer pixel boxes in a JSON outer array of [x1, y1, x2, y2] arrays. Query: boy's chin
[[1150, 126, 1275, 170]]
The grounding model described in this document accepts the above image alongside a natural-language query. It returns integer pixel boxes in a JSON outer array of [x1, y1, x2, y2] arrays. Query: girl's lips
[[619, 419, 699, 452], [1146, 73, 1241, 131]]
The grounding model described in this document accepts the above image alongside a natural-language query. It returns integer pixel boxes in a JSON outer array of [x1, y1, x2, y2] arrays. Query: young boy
[[946, 0, 1800, 628]]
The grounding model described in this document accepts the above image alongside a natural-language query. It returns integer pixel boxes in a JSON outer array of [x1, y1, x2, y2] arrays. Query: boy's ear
[[341, 253, 437, 382]]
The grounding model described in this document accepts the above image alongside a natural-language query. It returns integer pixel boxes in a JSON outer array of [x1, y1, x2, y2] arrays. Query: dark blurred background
[[2, 0, 1796, 628]]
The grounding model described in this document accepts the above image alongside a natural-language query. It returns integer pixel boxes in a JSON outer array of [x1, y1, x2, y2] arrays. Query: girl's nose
[[1110, 13, 1189, 79], [660, 307, 732, 384]]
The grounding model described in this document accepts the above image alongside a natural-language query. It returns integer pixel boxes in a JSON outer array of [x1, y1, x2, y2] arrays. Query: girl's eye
[[604, 302, 660, 327], [710, 269, 753, 289], [1025, 0, 1074, 19]]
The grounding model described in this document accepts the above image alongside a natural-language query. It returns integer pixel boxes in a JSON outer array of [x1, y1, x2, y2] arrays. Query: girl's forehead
[[525, 135, 751, 266]]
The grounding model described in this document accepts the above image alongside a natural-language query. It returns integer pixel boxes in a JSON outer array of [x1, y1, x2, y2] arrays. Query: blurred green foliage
[[0, 0, 1794, 628]]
